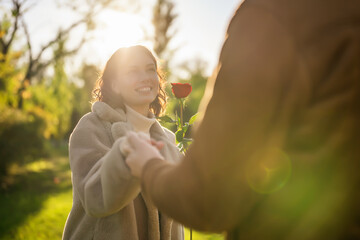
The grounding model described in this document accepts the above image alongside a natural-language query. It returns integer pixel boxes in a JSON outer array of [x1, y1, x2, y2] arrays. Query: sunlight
[[100, 11, 144, 47], [87, 10, 153, 66]]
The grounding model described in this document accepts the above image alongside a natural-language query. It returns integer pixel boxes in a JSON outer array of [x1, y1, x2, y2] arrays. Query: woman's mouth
[[136, 87, 152, 93]]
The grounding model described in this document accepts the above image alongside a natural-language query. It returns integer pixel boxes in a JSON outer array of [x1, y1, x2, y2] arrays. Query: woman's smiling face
[[112, 50, 159, 109]]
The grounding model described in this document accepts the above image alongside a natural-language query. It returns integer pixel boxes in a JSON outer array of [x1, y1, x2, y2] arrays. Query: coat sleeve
[[141, 3, 302, 232], [69, 117, 140, 218]]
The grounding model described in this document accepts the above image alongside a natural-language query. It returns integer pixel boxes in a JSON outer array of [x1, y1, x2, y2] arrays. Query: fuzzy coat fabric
[[62, 101, 184, 240]]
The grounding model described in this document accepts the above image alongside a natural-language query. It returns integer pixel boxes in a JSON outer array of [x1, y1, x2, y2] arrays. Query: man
[[125, 0, 360, 239]]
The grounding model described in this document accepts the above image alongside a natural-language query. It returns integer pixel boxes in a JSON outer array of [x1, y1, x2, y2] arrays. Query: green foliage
[[52, 56, 73, 137], [24, 84, 57, 139], [0, 108, 47, 177], [0, 51, 23, 108], [164, 67, 208, 137], [189, 112, 199, 125], [175, 128, 184, 142], [157, 115, 175, 123], [22, 40, 75, 140], [0, 14, 12, 38], [159, 96, 198, 152], [48, 40, 74, 139], [0, 39, 78, 177], [0, 50, 48, 177], [67, 64, 98, 136], [0, 45, 96, 178]]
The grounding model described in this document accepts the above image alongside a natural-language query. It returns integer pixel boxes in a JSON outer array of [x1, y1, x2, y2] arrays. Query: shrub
[[0, 108, 47, 177]]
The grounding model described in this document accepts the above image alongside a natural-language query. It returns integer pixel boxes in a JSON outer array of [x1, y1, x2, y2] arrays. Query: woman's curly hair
[[92, 45, 167, 117]]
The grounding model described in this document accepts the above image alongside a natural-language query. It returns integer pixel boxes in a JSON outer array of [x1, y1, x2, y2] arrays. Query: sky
[[18, 0, 241, 78]]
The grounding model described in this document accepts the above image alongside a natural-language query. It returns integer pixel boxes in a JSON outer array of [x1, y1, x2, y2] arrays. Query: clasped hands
[[122, 131, 165, 178]]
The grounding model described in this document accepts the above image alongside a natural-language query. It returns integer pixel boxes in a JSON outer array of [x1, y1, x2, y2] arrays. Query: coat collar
[[91, 101, 169, 142], [91, 101, 127, 123]]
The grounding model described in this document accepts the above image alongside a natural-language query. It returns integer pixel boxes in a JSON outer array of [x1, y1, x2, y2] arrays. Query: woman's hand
[[125, 131, 165, 177], [120, 132, 164, 156]]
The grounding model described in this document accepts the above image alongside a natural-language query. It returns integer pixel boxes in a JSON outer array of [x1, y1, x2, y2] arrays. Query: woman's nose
[[139, 71, 152, 82]]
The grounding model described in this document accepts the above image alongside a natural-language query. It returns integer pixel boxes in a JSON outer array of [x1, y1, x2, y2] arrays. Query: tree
[[67, 63, 99, 138], [151, 0, 178, 71], [0, 0, 134, 108], [0, 0, 136, 177]]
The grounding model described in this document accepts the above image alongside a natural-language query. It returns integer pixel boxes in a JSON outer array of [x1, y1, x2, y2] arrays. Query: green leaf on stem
[[183, 138, 193, 144], [177, 114, 181, 128], [183, 141, 189, 151], [157, 115, 175, 123], [189, 113, 199, 125], [182, 123, 189, 135], [175, 129, 184, 143]]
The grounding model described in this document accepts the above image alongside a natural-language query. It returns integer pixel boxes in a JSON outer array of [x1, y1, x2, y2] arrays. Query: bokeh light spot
[[246, 148, 292, 194]]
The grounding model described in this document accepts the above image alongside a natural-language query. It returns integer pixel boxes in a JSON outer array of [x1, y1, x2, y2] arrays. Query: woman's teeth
[[136, 87, 151, 93]]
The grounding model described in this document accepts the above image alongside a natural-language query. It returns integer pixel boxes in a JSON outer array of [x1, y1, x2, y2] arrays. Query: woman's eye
[[128, 69, 139, 74], [147, 68, 156, 72]]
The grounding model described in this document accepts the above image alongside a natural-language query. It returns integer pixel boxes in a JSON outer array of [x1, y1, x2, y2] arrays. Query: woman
[[62, 45, 184, 240]]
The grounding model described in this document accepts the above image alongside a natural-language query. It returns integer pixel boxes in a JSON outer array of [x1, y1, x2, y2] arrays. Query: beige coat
[[62, 101, 184, 240]]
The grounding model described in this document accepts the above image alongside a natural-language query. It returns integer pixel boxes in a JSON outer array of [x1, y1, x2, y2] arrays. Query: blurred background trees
[[150, 0, 208, 134], [0, 0, 209, 180], [0, 1, 222, 239], [0, 0, 131, 178]]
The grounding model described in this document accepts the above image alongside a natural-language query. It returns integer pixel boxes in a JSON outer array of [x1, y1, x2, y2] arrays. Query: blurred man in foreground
[[125, 0, 360, 239]]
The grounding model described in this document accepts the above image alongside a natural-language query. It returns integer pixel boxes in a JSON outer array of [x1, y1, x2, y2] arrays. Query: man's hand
[[125, 131, 165, 177]]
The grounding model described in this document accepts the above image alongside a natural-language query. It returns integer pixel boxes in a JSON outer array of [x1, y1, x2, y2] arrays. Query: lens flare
[[246, 148, 291, 194]]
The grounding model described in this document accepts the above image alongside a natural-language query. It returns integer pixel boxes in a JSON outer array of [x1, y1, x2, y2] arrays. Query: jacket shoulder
[[69, 112, 108, 143], [73, 112, 102, 131]]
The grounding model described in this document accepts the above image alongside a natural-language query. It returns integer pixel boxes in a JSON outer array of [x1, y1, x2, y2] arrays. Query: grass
[[0, 155, 72, 240], [0, 150, 224, 240], [1, 190, 73, 240]]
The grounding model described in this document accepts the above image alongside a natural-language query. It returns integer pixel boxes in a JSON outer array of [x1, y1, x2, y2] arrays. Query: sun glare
[[87, 10, 153, 67], [102, 12, 144, 46]]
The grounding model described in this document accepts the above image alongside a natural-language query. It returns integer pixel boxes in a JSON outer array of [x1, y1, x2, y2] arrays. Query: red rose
[[171, 83, 192, 98]]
